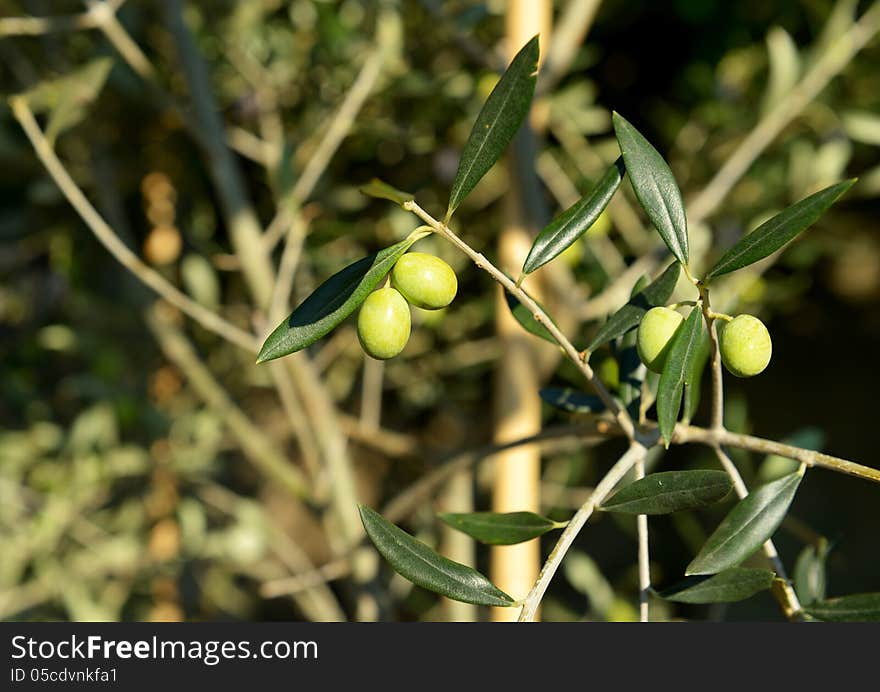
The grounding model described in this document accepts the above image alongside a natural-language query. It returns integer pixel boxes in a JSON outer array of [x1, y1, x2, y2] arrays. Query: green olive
[[637, 306, 684, 373], [719, 314, 772, 377], [391, 252, 458, 310], [357, 287, 411, 360]]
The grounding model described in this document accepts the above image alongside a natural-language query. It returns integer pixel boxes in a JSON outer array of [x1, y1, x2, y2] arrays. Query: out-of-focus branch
[[538, 0, 603, 95]]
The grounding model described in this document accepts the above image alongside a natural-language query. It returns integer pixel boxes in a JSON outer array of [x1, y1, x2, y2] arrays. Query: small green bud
[[719, 314, 772, 377], [637, 306, 684, 373], [357, 287, 411, 360], [391, 252, 458, 310]]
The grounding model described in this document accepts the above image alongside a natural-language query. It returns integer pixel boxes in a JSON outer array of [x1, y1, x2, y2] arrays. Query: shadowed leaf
[[658, 568, 775, 603], [705, 180, 855, 279], [447, 36, 540, 216], [657, 308, 703, 447], [686, 470, 803, 575], [505, 289, 556, 343], [439, 511, 560, 545], [601, 470, 733, 515], [613, 112, 688, 265], [522, 158, 625, 275], [539, 388, 606, 414], [359, 505, 514, 607], [804, 593, 880, 622]]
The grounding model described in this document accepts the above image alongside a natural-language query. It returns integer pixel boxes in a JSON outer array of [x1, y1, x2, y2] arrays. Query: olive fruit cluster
[[357, 252, 457, 360], [636, 307, 772, 377]]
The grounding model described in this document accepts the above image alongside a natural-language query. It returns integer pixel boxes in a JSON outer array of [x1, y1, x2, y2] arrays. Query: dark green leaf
[[359, 505, 514, 607], [658, 568, 775, 604], [521, 158, 625, 275], [705, 180, 855, 279], [612, 112, 688, 265], [360, 178, 414, 207], [447, 37, 539, 216], [587, 262, 681, 352], [601, 470, 733, 515], [656, 308, 703, 447], [793, 539, 830, 606], [804, 593, 880, 622], [504, 289, 556, 343], [257, 237, 418, 363], [682, 329, 711, 423], [539, 388, 606, 414], [438, 511, 561, 545], [686, 470, 804, 575]]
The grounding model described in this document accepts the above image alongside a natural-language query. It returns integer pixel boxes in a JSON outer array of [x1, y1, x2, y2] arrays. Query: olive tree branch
[[403, 199, 636, 440], [9, 96, 259, 354], [518, 441, 650, 622], [635, 457, 650, 622], [696, 284, 802, 619]]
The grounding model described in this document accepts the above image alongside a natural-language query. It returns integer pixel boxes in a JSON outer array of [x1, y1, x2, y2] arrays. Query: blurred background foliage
[[0, 0, 878, 622]]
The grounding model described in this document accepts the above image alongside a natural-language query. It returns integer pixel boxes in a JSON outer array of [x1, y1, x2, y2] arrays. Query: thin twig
[[9, 97, 258, 354], [404, 199, 635, 440], [518, 441, 649, 622], [635, 457, 650, 622]]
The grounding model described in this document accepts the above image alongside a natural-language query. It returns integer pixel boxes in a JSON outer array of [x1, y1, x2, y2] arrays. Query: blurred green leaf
[[438, 511, 561, 545], [447, 36, 539, 217], [504, 289, 556, 343], [687, 470, 803, 575], [804, 593, 880, 622], [705, 180, 856, 279], [601, 470, 733, 515], [258, 237, 419, 363], [21, 58, 114, 143], [842, 111, 880, 146], [360, 178, 414, 206], [587, 262, 681, 352], [657, 308, 702, 447], [359, 505, 514, 606], [539, 387, 606, 414], [612, 112, 688, 265], [793, 539, 830, 606], [658, 568, 775, 604], [521, 157, 625, 275], [762, 27, 800, 114]]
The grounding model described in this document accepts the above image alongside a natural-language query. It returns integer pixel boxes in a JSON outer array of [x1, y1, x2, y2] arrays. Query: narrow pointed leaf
[[522, 158, 625, 275], [705, 180, 855, 279], [613, 112, 688, 265], [601, 470, 733, 515], [658, 568, 775, 604], [539, 388, 606, 414], [657, 308, 703, 447], [686, 470, 804, 576], [359, 505, 514, 607], [439, 511, 560, 545], [360, 178, 414, 207], [447, 36, 540, 216], [683, 329, 711, 423], [504, 289, 556, 343], [804, 593, 880, 622], [257, 237, 417, 363], [793, 540, 830, 606], [587, 262, 681, 352]]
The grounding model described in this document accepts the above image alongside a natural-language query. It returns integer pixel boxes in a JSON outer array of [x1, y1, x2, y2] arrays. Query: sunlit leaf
[[612, 112, 688, 265], [587, 262, 681, 352], [658, 568, 776, 604], [359, 505, 514, 607], [447, 36, 539, 216], [601, 470, 733, 515], [438, 511, 561, 545], [257, 236, 420, 363], [656, 308, 703, 447], [804, 593, 880, 622], [686, 470, 804, 575], [360, 178, 414, 207], [521, 158, 625, 275], [793, 539, 830, 606], [705, 180, 855, 279]]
